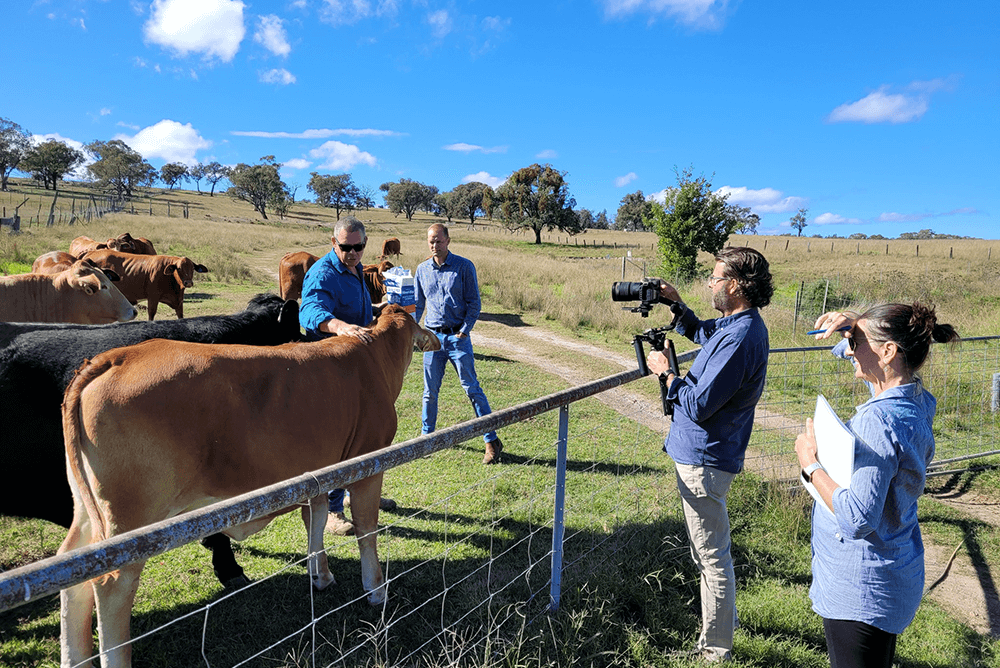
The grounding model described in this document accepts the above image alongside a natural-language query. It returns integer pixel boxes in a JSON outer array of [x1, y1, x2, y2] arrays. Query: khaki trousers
[[675, 462, 738, 661]]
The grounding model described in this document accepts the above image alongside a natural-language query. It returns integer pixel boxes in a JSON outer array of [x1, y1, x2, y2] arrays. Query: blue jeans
[[422, 333, 496, 443], [328, 488, 345, 513]]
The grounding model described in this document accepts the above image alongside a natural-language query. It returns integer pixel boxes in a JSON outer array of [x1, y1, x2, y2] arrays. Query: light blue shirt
[[299, 249, 372, 340], [413, 252, 480, 335], [663, 305, 770, 474], [809, 340, 937, 634]]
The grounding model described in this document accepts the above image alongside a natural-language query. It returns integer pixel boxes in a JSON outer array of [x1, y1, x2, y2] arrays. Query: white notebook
[[803, 394, 855, 515]]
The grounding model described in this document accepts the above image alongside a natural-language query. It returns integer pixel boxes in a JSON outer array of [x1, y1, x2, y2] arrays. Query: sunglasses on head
[[337, 242, 366, 253]]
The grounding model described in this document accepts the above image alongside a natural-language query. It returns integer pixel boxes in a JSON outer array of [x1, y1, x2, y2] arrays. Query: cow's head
[[378, 304, 440, 352], [57, 261, 137, 323], [164, 258, 209, 289]]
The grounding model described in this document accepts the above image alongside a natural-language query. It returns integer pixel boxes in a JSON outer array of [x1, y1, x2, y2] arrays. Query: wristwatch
[[801, 462, 825, 483]]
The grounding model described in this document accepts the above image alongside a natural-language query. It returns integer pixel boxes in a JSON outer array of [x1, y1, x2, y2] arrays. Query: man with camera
[[645, 246, 773, 663]]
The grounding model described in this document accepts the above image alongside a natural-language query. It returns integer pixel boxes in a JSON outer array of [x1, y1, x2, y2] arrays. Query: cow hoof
[[312, 573, 336, 591], [222, 574, 252, 591], [366, 587, 386, 606]]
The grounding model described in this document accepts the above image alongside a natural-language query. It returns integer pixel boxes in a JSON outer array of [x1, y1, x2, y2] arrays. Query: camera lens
[[611, 282, 642, 302]]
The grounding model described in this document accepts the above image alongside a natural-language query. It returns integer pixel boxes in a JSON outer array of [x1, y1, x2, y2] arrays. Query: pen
[[806, 326, 852, 335]]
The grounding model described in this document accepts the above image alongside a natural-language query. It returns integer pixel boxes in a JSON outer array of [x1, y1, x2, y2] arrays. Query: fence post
[[993, 374, 1000, 413], [548, 404, 570, 613]]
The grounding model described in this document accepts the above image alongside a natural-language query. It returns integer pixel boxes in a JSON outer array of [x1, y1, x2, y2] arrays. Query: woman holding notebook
[[796, 303, 958, 668]]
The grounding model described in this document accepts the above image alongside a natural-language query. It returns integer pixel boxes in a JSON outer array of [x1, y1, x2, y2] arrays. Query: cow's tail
[[62, 357, 115, 546]]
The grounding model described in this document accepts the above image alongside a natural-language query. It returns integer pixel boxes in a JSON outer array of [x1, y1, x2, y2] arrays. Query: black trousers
[[823, 618, 897, 668]]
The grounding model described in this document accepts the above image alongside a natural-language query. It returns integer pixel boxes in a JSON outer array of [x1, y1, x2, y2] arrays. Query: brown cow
[[58, 305, 439, 667], [118, 233, 156, 255], [68, 236, 110, 258], [278, 252, 392, 303], [82, 250, 208, 320], [379, 237, 401, 262], [278, 251, 319, 301], [363, 259, 394, 303], [31, 251, 78, 275], [0, 261, 137, 324]]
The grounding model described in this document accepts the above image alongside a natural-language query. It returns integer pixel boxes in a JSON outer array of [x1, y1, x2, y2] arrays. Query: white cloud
[[75, 18, 86, 30], [615, 172, 638, 188], [283, 158, 311, 170], [648, 188, 669, 203], [117, 121, 141, 130], [716, 186, 807, 213], [116, 119, 212, 165], [377, 0, 400, 19], [100, 108, 112, 116], [536, 149, 558, 159], [254, 15, 291, 57], [232, 128, 401, 138], [443, 142, 506, 154], [260, 68, 296, 85], [462, 171, 505, 188], [320, 0, 373, 26], [878, 207, 979, 223], [308, 140, 377, 170], [427, 9, 453, 39], [482, 16, 511, 32], [144, 0, 246, 62], [601, 0, 730, 29], [813, 212, 863, 226], [826, 78, 955, 125]]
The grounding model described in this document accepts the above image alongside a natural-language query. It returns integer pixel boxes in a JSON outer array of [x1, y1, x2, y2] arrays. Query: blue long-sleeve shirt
[[809, 340, 936, 634], [298, 249, 372, 340], [413, 252, 480, 334], [662, 305, 769, 474]]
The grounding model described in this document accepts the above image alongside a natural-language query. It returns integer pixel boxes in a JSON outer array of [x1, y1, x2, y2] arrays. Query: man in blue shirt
[[646, 246, 773, 663], [300, 216, 392, 535], [414, 223, 503, 464]]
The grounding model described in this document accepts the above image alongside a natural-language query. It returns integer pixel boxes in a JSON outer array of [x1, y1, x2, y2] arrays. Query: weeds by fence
[[1, 337, 997, 666]]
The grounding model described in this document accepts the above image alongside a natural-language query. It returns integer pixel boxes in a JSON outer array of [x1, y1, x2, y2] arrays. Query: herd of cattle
[[1, 232, 442, 667]]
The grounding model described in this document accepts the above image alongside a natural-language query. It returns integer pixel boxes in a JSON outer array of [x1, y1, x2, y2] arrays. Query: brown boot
[[325, 511, 355, 536], [483, 437, 504, 465]]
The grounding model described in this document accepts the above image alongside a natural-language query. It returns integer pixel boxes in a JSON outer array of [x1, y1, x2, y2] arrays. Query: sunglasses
[[337, 242, 366, 253]]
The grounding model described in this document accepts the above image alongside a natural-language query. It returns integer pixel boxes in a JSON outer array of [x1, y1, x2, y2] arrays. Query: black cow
[[0, 293, 301, 589]]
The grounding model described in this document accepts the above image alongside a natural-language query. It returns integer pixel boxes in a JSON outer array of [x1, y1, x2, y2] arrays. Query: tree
[[308, 172, 359, 220], [614, 190, 653, 231], [433, 191, 454, 221], [227, 155, 289, 220], [188, 163, 207, 192], [450, 182, 489, 226], [19, 139, 85, 191], [789, 207, 808, 236], [382, 179, 437, 221], [736, 210, 760, 235], [0, 117, 32, 191], [86, 139, 156, 199], [356, 183, 377, 210], [594, 209, 610, 229], [203, 162, 229, 196], [576, 208, 595, 229], [494, 163, 581, 244], [646, 167, 755, 280], [160, 162, 189, 190], [481, 185, 496, 221]]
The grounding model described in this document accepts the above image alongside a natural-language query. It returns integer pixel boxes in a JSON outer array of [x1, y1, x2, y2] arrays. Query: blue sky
[[7, 0, 998, 238]]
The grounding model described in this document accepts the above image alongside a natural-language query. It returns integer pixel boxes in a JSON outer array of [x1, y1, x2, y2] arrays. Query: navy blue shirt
[[299, 249, 372, 341], [663, 305, 769, 473], [413, 252, 481, 335]]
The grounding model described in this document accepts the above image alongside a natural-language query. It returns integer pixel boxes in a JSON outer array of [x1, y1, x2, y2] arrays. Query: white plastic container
[[383, 266, 415, 313]]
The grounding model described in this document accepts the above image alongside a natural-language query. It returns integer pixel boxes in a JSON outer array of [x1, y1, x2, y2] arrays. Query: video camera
[[610, 278, 684, 417], [611, 278, 662, 317]]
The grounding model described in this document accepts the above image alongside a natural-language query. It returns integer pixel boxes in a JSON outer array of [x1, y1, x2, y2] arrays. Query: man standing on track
[[414, 223, 504, 464], [645, 246, 773, 663]]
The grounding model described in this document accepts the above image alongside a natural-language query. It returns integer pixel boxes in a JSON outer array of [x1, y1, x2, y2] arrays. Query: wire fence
[[1, 337, 998, 666]]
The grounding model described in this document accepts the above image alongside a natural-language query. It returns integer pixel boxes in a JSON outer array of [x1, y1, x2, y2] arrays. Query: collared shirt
[[809, 342, 936, 635], [663, 305, 769, 474], [298, 249, 372, 341], [413, 251, 480, 335]]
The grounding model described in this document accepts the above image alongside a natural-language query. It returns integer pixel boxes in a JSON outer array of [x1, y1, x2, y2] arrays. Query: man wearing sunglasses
[[645, 246, 773, 664], [301, 216, 393, 534]]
